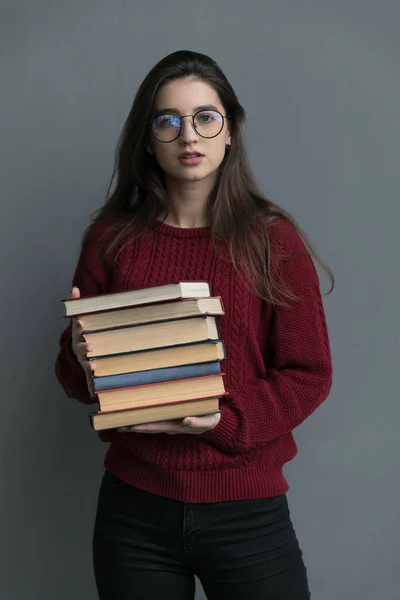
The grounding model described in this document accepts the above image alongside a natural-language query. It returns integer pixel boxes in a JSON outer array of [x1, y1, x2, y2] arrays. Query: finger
[[69, 286, 81, 300], [75, 347, 95, 373], [76, 341, 93, 356], [116, 427, 165, 434], [72, 324, 85, 352], [82, 359, 96, 374], [182, 412, 221, 429], [131, 420, 182, 433], [73, 319, 85, 337]]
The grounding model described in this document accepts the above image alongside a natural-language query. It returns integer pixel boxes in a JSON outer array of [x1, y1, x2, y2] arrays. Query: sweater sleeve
[[202, 219, 333, 455], [55, 221, 113, 404]]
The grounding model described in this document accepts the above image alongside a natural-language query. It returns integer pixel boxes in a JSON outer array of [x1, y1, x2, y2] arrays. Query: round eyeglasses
[[151, 109, 230, 143]]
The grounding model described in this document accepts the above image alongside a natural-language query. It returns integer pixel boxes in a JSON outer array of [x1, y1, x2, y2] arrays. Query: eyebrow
[[153, 104, 220, 117]]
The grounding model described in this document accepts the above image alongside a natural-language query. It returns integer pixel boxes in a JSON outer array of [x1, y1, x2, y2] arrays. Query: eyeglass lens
[[152, 110, 224, 142]]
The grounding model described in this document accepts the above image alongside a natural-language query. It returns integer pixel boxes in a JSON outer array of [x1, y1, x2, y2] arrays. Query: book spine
[[93, 360, 221, 392], [82, 311, 224, 333], [220, 340, 227, 360], [95, 397, 222, 415], [62, 281, 211, 316], [83, 314, 209, 335], [88, 338, 221, 361], [89, 401, 221, 431]]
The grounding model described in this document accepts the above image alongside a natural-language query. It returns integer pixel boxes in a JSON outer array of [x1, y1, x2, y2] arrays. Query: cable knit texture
[[55, 217, 333, 503]]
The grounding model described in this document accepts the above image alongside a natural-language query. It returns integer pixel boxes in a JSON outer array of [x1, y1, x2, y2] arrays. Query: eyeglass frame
[[149, 109, 231, 143]]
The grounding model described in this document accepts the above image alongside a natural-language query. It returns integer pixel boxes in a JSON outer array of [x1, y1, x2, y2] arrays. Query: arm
[[55, 222, 112, 404], [202, 219, 333, 454]]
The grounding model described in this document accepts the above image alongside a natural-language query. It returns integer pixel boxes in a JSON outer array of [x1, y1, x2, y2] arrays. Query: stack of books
[[62, 282, 226, 431]]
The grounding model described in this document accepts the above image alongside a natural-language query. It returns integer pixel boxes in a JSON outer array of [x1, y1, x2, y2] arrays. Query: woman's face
[[149, 76, 231, 184]]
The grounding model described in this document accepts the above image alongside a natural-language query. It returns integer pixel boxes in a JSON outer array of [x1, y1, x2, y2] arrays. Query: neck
[[161, 175, 215, 228]]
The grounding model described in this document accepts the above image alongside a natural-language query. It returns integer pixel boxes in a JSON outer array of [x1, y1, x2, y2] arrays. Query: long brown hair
[[92, 50, 334, 305]]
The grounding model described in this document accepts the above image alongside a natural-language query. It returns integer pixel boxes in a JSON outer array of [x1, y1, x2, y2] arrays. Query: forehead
[[153, 77, 224, 113]]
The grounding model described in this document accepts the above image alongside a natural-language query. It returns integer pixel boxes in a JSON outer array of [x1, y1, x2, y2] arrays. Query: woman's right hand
[[70, 286, 96, 398]]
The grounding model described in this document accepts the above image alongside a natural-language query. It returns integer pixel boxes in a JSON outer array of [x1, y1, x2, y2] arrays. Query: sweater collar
[[151, 218, 212, 239]]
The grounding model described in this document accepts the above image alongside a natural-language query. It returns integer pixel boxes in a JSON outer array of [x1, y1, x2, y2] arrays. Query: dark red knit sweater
[[55, 217, 332, 503]]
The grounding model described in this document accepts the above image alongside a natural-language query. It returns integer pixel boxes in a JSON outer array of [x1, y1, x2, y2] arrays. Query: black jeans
[[93, 470, 310, 600]]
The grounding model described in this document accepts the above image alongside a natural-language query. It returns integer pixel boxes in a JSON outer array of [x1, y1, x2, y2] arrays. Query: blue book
[[93, 360, 221, 393]]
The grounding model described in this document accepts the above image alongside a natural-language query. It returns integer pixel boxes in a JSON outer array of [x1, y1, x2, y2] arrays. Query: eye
[[157, 114, 180, 128], [197, 111, 217, 124]]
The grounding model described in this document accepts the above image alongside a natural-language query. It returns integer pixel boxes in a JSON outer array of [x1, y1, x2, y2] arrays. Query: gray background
[[1, 1, 399, 598]]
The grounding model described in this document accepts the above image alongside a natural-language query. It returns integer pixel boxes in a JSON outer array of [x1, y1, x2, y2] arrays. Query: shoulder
[[265, 216, 319, 290], [74, 218, 121, 278], [81, 216, 119, 248], [82, 213, 150, 247], [80, 213, 137, 258], [266, 216, 306, 253]]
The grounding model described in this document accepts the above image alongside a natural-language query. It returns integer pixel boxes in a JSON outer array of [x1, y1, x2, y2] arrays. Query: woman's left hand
[[117, 412, 221, 435]]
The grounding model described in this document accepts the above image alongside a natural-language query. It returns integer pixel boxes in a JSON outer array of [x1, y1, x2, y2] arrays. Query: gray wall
[[1, 1, 399, 598]]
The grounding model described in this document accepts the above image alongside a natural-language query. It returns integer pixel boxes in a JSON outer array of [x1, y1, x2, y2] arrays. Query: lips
[[178, 151, 204, 159]]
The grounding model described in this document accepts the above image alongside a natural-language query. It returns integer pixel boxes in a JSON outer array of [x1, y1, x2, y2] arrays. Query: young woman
[[56, 50, 333, 600]]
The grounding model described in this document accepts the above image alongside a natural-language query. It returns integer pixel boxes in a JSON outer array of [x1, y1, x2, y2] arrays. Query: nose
[[180, 116, 198, 144]]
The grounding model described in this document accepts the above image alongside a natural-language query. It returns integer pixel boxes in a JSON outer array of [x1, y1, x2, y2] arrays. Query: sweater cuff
[[201, 405, 239, 452]]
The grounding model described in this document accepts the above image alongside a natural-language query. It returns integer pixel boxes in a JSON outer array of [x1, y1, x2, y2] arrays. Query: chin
[[176, 166, 218, 182], [186, 171, 208, 181]]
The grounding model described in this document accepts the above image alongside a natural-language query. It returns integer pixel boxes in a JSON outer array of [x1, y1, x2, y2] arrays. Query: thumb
[[69, 286, 81, 300]]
